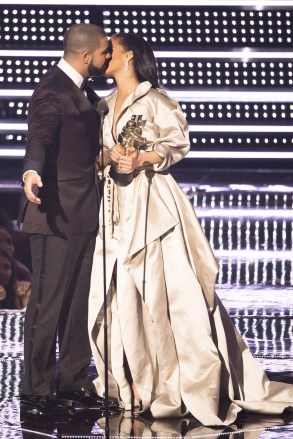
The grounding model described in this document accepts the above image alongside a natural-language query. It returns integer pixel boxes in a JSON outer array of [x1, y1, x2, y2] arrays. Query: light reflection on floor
[[0, 399, 292, 439], [0, 184, 292, 438]]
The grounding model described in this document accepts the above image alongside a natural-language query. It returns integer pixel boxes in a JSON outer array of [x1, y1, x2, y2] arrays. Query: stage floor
[[0, 181, 292, 438]]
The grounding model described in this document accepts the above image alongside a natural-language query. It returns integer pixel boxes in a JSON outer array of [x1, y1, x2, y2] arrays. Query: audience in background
[[0, 246, 31, 310], [0, 209, 32, 310], [0, 226, 31, 281], [0, 209, 14, 232]]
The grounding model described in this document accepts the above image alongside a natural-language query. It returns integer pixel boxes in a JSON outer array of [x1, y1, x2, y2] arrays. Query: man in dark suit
[[18, 23, 112, 416]]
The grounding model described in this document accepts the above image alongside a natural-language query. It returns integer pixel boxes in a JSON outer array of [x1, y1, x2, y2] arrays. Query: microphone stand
[[95, 99, 110, 439]]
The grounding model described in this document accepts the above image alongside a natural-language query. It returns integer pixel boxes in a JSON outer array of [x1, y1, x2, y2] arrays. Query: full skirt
[[88, 170, 293, 426]]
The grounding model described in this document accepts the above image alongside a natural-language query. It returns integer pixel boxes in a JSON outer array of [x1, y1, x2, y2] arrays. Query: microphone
[[94, 99, 110, 439], [94, 98, 109, 116], [95, 99, 109, 154]]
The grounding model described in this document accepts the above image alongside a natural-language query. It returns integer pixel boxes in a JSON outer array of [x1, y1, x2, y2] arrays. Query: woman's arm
[[110, 146, 163, 174]]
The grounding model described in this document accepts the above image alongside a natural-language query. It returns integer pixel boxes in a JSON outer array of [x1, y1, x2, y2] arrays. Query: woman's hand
[[110, 144, 139, 173], [110, 143, 126, 165], [0, 285, 7, 301], [118, 146, 140, 173]]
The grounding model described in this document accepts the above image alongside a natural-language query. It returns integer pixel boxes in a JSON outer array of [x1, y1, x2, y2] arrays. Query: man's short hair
[[63, 23, 106, 55]]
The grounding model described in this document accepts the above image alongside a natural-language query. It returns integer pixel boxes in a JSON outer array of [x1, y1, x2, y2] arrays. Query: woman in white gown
[[88, 32, 293, 426]]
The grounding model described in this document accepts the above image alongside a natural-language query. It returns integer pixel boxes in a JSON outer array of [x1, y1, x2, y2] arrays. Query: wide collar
[[106, 81, 153, 111], [106, 81, 153, 142]]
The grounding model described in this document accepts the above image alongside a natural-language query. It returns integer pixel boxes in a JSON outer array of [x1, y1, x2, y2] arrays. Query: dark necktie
[[80, 78, 89, 92]]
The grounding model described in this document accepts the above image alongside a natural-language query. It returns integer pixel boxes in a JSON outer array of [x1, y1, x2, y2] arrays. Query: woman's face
[[0, 255, 12, 287], [0, 228, 15, 257], [104, 37, 128, 77]]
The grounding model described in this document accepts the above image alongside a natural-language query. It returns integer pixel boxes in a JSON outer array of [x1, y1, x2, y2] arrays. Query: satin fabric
[[88, 82, 293, 426]]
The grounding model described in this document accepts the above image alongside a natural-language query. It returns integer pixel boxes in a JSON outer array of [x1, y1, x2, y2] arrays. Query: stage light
[[0, 6, 292, 172]]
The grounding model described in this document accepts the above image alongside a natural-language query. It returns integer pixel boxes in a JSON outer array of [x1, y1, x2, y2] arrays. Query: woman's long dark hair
[[113, 32, 160, 88], [0, 245, 17, 309]]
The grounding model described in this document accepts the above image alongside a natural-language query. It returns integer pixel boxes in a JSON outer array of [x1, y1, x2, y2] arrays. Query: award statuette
[[109, 115, 146, 184]]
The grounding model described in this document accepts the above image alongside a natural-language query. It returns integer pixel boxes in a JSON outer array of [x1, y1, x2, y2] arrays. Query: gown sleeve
[[151, 91, 190, 172]]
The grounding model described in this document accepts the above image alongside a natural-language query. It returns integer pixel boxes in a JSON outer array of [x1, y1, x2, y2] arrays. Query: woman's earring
[[124, 59, 129, 71]]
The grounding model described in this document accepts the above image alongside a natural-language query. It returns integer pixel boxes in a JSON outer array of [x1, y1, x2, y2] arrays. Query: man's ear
[[82, 51, 91, 65]]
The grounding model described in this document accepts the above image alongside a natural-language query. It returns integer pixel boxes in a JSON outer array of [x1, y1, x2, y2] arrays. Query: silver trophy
[[110, 115, 146, 184]]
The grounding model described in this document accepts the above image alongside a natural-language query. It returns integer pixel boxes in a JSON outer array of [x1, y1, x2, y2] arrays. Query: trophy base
[[109, 165, 134, 185]]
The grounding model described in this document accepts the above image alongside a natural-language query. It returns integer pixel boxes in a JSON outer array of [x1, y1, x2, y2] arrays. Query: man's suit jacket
[[18, 65, 101, 236]]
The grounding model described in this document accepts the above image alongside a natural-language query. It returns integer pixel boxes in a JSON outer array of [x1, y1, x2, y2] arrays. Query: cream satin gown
[[88, 81, 293, 426]]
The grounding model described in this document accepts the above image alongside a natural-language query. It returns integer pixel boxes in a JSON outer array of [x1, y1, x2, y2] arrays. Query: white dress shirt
[[57, 57, 85, 89]]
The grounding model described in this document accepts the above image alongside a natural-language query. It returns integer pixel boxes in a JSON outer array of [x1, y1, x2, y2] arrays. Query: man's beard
[[88, 58, 110, 77]]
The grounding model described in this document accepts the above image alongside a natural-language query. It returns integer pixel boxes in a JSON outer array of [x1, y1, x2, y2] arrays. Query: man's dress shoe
[[20, 393, 74, 416], [56, 387, 121, 413]]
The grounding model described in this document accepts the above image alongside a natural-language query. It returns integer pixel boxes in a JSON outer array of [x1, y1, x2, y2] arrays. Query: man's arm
[[23, 90, 63, 204]]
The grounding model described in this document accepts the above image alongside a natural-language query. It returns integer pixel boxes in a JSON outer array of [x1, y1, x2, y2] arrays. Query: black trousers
[[21, 232, 96, 395]]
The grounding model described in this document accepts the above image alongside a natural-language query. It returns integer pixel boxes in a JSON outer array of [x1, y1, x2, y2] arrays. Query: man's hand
[[23, 171, 43, 204]]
